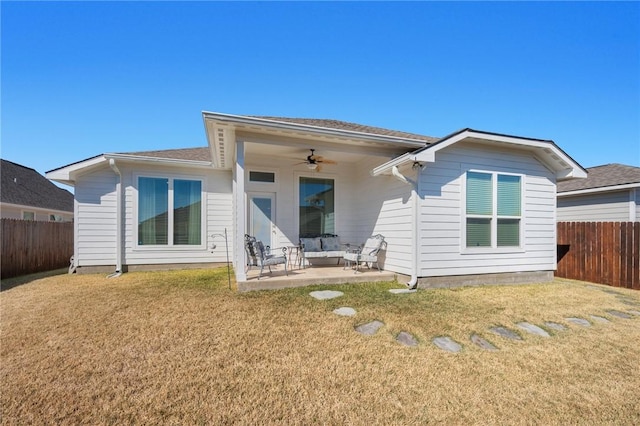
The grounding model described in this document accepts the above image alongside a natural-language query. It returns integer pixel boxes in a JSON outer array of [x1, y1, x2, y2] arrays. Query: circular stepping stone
[[516, 322, 550, 337], [566, 317, 591, 327], [309, 290, 344, 300], [606, 310, 633, 319], [355, 320, 384, 336], [396, 331, 418, 347], [589, 315, 610, 323], [545, 322, 567, 331], [470, 334, 498, 351], [489, 326, 522, 340], [432, 336, 462, 353], [333, 307, 356, 317], [388, 288, 417, 294]]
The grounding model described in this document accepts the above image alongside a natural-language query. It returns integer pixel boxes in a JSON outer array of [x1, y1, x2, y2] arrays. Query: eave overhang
[[372, 128, 588, 181], [558, 182, 640, 197], [46, 153, 212, 186], [202, 111, 429, 169]]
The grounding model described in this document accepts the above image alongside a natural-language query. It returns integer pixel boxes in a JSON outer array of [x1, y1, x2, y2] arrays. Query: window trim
[[22, 210, 36, 221], [462, 169, 525, 254], [134, 173, 206, 251]]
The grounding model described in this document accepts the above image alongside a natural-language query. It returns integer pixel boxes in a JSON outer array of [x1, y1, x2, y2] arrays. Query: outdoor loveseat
[[299, 234, 349, 267]]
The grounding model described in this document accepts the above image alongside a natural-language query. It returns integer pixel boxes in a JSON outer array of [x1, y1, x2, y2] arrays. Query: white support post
[[234, 140, 247, 282]]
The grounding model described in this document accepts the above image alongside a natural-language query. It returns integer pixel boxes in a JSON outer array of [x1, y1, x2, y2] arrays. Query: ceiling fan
[[296, 149, 336, 171]]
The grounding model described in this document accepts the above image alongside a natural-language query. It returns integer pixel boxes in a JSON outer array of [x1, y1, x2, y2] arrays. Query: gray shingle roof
[[557, 163, 640, 193], [121, 147, 211, 161], [1, 159, 74, 212], [253, 116, 438, 143]]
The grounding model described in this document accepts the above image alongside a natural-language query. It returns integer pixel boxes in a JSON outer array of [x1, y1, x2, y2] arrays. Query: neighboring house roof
[[1, 159, 73, 212], [557, 163, 640, 195]]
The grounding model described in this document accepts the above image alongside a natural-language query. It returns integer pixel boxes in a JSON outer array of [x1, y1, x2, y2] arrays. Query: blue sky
[[2, 1, 639, 182]]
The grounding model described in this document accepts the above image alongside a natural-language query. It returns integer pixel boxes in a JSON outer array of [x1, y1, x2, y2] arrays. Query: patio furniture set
[[244, 234, 386, 280]]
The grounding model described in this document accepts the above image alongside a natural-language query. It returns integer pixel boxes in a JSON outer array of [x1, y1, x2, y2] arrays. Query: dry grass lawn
[[2, 269, 640, 425]]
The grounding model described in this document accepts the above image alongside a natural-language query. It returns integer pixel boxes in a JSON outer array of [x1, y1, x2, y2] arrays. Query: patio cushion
[[300, 237, 322, 252], [321, 236, 341, 251]]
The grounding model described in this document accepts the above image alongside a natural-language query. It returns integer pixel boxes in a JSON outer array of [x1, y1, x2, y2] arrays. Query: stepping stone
[[355, 320, 384, 336], [333, 307, 356, 317], [545, 322, 567, 331], [627, 310, 640, 316], [618, 299, 640, 307], [589, 315, 610, 323], [396, 331, 418, 347], [606, 310, 633, 319], [310, 290, 344, 300], [489, 326, 522, 340], [432, 336, 462, 353], [566, 317, 591, 327], [516, 322, 550, 337], [389, 288, 417, 294], [470, 334, 498, 351]]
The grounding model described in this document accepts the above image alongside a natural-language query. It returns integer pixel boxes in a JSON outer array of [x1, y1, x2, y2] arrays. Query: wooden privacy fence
[[1, 219, 73, 279], [557, 222, 639, 290]]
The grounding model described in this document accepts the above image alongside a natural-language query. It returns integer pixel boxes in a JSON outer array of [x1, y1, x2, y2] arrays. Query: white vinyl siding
[[74, 166, 118, 266], [418, 143, 556, 278], [557, 189, 637, 222]]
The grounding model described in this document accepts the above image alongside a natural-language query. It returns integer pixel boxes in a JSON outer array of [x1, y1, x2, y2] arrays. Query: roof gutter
[[108, 159, 123, 278], [390, 165, 420, 289]]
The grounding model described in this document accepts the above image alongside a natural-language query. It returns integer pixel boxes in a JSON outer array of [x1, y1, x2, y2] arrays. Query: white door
[[248, 193, 276, 249]]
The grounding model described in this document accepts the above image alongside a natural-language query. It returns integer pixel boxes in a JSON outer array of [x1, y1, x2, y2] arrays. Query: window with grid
[[466, 171, 522, 248]]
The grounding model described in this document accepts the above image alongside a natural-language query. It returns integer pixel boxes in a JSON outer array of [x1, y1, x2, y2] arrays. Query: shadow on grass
[[1, 268, 68, 292]]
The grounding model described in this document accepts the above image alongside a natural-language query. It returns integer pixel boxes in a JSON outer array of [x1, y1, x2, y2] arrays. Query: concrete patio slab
[[239, 265, 396, 291]]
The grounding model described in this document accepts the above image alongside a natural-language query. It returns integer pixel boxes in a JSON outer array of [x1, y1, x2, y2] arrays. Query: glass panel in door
[[249, 194, 275, 249]]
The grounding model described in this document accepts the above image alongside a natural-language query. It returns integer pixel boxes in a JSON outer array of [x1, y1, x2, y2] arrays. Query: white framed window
[[464, 170, 523, 250], [299, 175, 335, 236], [136, 175, 204, 247], [49, 214, 63, 222], [22, 211, 35, 221], [249, 170, 276, 183]]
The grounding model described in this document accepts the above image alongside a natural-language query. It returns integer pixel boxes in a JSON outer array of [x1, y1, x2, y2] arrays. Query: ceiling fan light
[[306, 163, 318, 170]]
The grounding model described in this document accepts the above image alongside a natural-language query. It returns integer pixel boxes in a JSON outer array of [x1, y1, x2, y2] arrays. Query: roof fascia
[[46, 153, 213, 186], [373, 129, 587, 179], [558, 182, 640, 197], [201, 111, 429, 147]]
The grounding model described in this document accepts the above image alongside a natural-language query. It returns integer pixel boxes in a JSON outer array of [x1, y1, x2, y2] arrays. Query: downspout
[[108, 159, 123, 277], [391, 165, 419, 289]]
